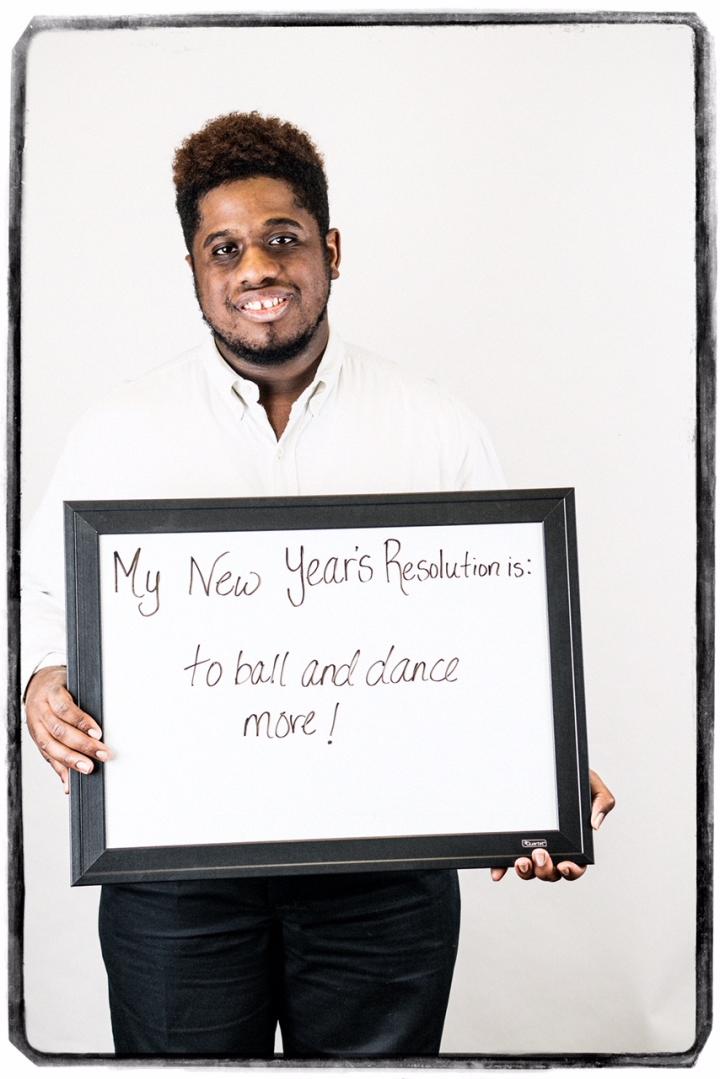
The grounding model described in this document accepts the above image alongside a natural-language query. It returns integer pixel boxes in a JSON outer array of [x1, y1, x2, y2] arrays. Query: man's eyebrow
[[264, 217, 305, 230], [202, 229, 234, 250]]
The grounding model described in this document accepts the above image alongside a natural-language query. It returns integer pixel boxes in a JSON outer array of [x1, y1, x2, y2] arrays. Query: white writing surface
[[98, 521, 558, 848]]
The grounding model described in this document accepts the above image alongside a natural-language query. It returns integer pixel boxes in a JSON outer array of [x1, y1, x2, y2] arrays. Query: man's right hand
[[24, 666, 110, 794]]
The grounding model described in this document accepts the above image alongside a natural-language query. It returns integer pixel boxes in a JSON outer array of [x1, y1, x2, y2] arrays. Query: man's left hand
[[490, 768, 615, 882]]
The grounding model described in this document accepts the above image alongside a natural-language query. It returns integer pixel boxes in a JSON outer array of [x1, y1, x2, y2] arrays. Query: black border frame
[[64, 490, 593, 886], [6, 9, 713, 1068]]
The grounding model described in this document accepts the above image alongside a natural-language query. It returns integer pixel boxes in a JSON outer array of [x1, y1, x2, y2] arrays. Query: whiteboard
[[65, 490, 592, 884]]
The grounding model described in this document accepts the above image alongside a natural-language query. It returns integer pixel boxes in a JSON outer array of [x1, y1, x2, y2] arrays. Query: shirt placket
[[271, 407, 314, 496]]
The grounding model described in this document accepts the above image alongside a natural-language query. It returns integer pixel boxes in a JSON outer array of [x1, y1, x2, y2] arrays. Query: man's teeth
[[243, 297, 286, 311]]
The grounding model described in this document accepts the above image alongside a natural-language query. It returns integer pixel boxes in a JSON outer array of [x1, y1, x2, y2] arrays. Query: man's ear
[[185, 253, 194, 270], [326, 228, 341, 280]]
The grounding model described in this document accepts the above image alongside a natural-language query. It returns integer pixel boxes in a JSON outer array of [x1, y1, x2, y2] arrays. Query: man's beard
[[209, 303, 328, 366], [194, 276, 331, 367]]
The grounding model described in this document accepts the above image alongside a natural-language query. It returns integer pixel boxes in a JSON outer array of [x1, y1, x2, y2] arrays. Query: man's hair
[[173, 111, 330, 252]]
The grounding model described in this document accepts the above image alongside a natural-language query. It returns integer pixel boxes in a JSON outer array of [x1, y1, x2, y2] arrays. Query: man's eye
[[268, 235, 297, 246], [213, 243, 237, 257]]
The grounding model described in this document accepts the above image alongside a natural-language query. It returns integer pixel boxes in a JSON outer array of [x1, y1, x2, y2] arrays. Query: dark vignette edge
[[7, 11, 27, 1070], [692, 7, 716, 1069]]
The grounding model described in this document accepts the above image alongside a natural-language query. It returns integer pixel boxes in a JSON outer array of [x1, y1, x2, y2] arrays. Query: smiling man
[[189, 177, 337, 361], [174, 114, 341, 446], [187, 173, 339, 438], [22, 112, 614, 1058]]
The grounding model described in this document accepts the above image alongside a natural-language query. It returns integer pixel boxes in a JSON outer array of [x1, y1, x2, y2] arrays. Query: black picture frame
[[65, 488, 593, 887]]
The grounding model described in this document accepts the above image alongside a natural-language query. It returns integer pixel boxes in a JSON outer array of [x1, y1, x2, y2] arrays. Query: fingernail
[[95, 750, 109, 761], [88, 728, 102, 739], [534, 850, 546, 866], [518, 859, 530, 873], [592, 811, 605, 830], [560, 865, 570, 876], [76, 761, 92, 774]]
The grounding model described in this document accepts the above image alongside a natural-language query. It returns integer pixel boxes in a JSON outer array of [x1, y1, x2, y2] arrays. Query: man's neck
[[214, 321, 329, 440]]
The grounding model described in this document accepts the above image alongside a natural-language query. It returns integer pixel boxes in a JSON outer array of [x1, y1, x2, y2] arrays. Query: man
[[23, 112, 615, 1057]]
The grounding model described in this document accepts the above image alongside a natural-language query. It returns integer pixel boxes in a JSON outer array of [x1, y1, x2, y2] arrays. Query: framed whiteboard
[[65, 489, 593, 885]]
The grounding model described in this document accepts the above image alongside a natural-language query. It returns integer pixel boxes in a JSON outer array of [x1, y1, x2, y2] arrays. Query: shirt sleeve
[[21, 423, 85, 697], [437, 388, 507, 492], [456, 413, 507, 491]]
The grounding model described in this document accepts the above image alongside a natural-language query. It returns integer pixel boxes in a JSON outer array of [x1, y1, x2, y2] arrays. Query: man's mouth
[[235, 292, 293, 322]]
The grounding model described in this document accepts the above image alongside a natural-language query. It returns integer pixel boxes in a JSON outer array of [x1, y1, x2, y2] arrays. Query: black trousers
[[99, 869, 460, 1058]]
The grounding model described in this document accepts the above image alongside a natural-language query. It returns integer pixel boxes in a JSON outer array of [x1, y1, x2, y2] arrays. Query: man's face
[[188, 176, 340, 367]]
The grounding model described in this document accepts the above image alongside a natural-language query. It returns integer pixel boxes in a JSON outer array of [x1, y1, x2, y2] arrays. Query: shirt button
[[276, 448, 283, 460]]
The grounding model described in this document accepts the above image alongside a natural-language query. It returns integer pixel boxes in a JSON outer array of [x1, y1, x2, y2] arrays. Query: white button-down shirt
[[21, 330, 505, 690]]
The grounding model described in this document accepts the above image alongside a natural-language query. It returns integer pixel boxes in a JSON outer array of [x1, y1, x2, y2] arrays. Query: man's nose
[[238, 243, 280, 285]]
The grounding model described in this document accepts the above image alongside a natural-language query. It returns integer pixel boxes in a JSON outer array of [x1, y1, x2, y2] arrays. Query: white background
[[1, 0, 715, 1075]]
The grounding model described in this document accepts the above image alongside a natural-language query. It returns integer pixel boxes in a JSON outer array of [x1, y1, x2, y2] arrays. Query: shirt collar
[[201, 328, 345, 418]]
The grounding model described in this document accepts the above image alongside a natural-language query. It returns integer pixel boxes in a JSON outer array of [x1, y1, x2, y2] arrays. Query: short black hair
[[172, 111, 330, 251]]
